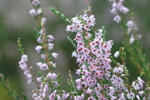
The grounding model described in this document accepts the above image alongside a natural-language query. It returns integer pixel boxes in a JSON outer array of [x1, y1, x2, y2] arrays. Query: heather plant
[[0, 0, 150, 100]]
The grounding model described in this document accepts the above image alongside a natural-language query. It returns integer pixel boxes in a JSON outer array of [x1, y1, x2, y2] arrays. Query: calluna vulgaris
[[0, 0, 150, 100]]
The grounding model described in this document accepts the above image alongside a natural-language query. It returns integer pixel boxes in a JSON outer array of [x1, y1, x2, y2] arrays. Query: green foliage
[[68, 70, 78, 96], [50, 8, 71, 23], [67, 36, 76, 48], [22, 93, 28, 100], [102, 26, 106, 41], [17, 37, 24, 55], [0, 73, 20, 100]]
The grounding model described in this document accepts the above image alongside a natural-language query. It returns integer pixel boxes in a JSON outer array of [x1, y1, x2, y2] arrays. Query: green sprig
[[102, 26, 107, 41], [67, 36, 77, 48], [50, 8, 71, 23], [22, 92, 28, 100], [68, 70, 78, 95], [0, 73, 20, 100], [17, 37, 24, 55]]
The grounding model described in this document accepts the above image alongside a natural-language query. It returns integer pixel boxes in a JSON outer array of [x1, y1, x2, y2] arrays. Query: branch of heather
[[108, 0, 150, 98], [51, 3, 146, 98]]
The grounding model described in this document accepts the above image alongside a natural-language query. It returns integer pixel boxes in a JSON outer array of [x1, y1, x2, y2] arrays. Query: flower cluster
[[19, 54, 32, 84], [127, 77, 145, 100], [28, 0, 70, 100], [66, 14, 95, 33], [109, 0, 129, 23], [109, 0, 141, 45], [66, 12, 145, 99], [127, 20, 139, 44], [29, 0, 41, 17]]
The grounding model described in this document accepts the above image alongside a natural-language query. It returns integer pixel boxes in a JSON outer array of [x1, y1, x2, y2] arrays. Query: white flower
[[120, 6, 129, 14], [113, 15, 121, 23], [52, 52, 58, 59], [50, 62, 56, 68], [95, 32, 102, 39], [75, 79, 82, 85], [110, 8, 117, 15], [127, 92, 135, 100], [84, 25, 90, 31], [86, 15, 96, 27], [118, 66, 123, 74], [19, 61, 27, 70], [138, 91, 144, 96], [41, 54, 46, 60], [39, 29, 43, 35], [114, 66, 123, 74], [71, 17, 80, 24], [29, 9, 37, 17], [62, 91, 70, 99], [41, 17, 46, 24], [138, 77, 145, 88], [36, 62, 42, 67], [74, 94, 85, 100], [76, 23, 83, 31], [87, 96, 96, 100], [21, 54, 28, 62], [32, 93, 38, 99], [132, 81, 140, 90], [32, 0, 40, 7], [24, 70, 32, 84], [46, 72, 57, 80], [129, 35, 135, 44], [72, 51, 77, 57], [66, 25, 76, 32], [127, 20, 134, 29], [127, 20, 137, 34], [35, 45, 42, 53], [25, 73, 32, 79], [37, 8, 42, 15], [136, 95, 140, 100], [47, 35, 55, 42], [40, 63, 48, 71], [114, 51, 119, 58], [36, 77, 42, 83], [37, 36, 43, 43], [48, 43, 54, 50]]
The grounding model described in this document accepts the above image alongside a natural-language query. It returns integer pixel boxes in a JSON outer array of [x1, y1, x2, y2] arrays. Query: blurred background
[[0, 0, 150, 99]]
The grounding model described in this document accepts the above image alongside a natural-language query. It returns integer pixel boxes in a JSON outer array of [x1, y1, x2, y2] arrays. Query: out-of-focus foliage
[[0, 0, 150, 99]]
